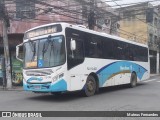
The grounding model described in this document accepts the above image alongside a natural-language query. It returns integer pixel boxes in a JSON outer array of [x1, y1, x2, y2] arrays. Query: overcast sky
[[106, 0, 160, 7]]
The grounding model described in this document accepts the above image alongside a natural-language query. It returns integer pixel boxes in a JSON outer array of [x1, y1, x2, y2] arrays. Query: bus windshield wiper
[[42, 35, 53, 60], [42, 35, 52, 53], [49, 40, 55, 66], [28, 40, 36, 61], [28, 40, 35, 53]]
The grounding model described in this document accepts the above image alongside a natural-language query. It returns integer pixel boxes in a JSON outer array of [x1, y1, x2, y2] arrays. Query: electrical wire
[[110, 0, 159, 43], [2, 0, 160, 40]]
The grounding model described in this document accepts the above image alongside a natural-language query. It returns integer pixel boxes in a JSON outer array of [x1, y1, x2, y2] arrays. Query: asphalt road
[[0, 75, 160, 119]]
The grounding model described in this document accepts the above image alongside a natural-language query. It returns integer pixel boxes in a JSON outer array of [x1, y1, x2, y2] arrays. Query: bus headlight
[[52, 73, 64, 82], [59, 73, 64, 79], [52, 75, 58, 82]]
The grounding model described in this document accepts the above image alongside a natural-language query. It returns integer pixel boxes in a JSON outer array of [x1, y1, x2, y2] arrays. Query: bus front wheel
[[130, 73, 137, 88], [84, 75, 96, 97]]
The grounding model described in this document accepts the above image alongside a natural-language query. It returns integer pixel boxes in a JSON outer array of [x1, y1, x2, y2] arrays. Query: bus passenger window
[[67, 38, 84, 69]]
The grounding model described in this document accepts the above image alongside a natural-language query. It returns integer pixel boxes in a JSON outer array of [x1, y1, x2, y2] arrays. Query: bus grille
[[25, 69, 53, 76]]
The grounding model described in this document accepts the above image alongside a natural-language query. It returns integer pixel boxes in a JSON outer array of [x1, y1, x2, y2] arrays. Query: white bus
[[16, 22, 150, 96]]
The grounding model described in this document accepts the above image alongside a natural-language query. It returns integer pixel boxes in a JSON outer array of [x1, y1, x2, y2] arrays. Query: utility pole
[[88, 0, 96, 30], [0, 0, 12, 89]]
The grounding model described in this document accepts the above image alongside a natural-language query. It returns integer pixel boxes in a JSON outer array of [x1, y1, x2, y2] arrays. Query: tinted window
[[66, 28, 148, 62], [102, 38, 114, 59], [66, 28, 84, 70], [85, 35, 102, 58]]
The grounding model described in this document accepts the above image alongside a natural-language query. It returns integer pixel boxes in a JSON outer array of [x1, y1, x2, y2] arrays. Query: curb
[[0, 86, 23, 91]]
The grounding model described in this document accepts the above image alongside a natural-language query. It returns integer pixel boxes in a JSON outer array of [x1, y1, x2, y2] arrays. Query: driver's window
[[67, 37, 84, 70]]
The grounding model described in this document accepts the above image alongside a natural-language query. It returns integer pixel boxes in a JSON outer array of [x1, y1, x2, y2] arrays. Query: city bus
[[16, 22, 150, 96]]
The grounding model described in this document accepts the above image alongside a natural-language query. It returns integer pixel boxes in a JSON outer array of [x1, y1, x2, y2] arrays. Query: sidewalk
[[150, 74, 160, 77], [0, 85, 23, 91]]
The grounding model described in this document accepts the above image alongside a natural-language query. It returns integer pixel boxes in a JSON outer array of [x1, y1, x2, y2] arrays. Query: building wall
[[119, 3, 160, 46], [118, 3, 160, 74], [118, 3, 149, 44], [120, 18, 148, 44], [148, 8, 160, 51], [0, 0, 119, 36], [0, 0, 77, 34], [0, 0, 119, 54]]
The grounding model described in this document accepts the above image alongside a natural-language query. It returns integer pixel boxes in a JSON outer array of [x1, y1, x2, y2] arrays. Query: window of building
[[154, 36, 157, 44], [82, 5, 88, 18], [149, 34, 153, 44], [154, 18, 158, 26], [15, 0, 35, 19]]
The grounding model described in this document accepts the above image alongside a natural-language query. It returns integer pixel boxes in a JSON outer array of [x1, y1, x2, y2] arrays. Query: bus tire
[[130, 73, 137, 88], [84, 75, 96, 97]]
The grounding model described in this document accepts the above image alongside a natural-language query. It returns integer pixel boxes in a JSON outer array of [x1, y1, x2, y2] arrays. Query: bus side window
[[102, 38, 114, 59], [85, 34, 102, 58], [129, 44, 135, 61], [72, 39, 84, 59], [67, 37, 84, 70]]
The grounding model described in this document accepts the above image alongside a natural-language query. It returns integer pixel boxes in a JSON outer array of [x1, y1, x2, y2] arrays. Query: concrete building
[[0, 0, 119, 85], [118, 2, 160, 74]]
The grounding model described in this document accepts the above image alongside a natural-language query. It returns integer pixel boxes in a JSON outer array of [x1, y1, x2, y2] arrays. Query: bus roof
[[25, 22, 148, 48]]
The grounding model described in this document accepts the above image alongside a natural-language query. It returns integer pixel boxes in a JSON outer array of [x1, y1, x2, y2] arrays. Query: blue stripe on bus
[[96, 61, 147, 87]]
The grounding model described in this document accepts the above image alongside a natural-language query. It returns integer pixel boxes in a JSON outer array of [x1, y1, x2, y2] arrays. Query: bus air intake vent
[[25, 69, 53, 76]]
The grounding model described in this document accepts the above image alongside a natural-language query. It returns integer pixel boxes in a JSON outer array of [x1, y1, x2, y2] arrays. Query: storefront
[[0, 34, 23, 86]]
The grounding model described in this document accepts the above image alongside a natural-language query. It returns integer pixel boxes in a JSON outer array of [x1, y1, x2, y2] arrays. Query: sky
[[106, 0, 160, 8]]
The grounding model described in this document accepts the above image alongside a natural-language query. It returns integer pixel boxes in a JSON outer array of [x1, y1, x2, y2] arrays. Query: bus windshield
[[24, 35, 65, 69]]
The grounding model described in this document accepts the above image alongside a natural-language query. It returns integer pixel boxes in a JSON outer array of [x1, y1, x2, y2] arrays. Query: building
[[118, 2, 160, 74], [0, 0, 119, 85]]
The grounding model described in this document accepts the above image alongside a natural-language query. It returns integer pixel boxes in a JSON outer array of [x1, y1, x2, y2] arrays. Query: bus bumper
[[23, 79, 67, 92]]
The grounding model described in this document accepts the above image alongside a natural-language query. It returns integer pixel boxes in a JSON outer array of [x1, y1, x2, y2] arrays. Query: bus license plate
[[34, 85, 41, 90]]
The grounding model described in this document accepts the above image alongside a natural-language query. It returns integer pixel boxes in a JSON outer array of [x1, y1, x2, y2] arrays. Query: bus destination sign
[[24, 24, 62, 39]]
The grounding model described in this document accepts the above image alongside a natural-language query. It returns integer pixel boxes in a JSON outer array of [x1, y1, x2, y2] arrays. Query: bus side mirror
[[16, 43, 23, 62], [70, 39, 76, 51]]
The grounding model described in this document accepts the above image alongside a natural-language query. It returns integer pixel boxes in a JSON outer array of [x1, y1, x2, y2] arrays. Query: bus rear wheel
[[84, 75, 96, 97], [130, 73, 137, 88]]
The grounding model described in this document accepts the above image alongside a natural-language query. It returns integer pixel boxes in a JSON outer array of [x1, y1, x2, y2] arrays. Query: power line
[[110, 0, 159, 44], [3, 0, 156, 40], [118, 5, 159, 29], [107, 0, 160, 7], [4, 0, 160, 10], [5, 0, 132, 36], [5, 0, 85, 22], [5, 0, 118, 21], [58, 0, 121, 8], [34, 6, 87, 23]]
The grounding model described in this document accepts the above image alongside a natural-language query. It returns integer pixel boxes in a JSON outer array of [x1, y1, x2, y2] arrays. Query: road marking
[[143, 79, 156, 83], [156, 81, 160, 83]]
